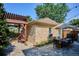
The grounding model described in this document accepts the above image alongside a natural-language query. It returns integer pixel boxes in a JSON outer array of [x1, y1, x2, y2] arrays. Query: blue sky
[[4, 3, 79, 23]]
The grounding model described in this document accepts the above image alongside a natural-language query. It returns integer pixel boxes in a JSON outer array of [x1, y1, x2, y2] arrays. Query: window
[[48, 28, 52, 40], [49, 28, 51, 34]]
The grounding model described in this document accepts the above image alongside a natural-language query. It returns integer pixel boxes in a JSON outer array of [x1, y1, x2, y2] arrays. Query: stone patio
[[5, 41, 79, 56], [23, 42, 79, 56]]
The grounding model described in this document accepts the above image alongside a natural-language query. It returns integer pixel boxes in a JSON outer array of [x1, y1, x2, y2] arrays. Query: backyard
[[0, 3, 79, 56]]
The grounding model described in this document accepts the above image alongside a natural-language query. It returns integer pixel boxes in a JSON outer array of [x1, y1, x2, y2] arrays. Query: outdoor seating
[[61, 39, 71, 48], [53, 38, 73, 48]]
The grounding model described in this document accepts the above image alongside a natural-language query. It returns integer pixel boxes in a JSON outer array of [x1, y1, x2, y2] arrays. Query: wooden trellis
[[2, 13, 28, 43]]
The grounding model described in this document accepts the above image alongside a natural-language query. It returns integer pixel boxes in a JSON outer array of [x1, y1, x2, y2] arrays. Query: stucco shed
[[27, 18, 59, 45]]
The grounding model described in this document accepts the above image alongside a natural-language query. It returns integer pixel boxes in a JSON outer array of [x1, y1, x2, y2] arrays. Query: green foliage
[[27, 16, 33, 21], [0, 3, 10, 55], [0, 4, 5, 17], [35, 3, 69, 23], [70, 19, 79, 26], [8, 31, 18, 38], [0, 48, 6, 56]]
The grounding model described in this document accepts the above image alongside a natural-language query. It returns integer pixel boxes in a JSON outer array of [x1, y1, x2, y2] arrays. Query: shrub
[[0, 48, 6, 56], [0, 3, 10, 55]]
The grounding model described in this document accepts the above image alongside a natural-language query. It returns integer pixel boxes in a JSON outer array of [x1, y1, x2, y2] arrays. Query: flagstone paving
[[5, 41, 79, 56], [23, 42, 79, 56], [5, 41, 33, 56]]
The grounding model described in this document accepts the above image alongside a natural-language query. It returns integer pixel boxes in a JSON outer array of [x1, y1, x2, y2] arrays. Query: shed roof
[[28, 17, 59, 27]]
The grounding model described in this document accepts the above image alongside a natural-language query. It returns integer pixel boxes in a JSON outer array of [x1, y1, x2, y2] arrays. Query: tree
[[0, 3, 10, 55], [27, 16, 33, 21], [35, 3, 69, 23], [70, 19, 79, 26]]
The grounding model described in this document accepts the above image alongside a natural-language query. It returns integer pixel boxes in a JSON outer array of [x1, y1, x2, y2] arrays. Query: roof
[[53, 23, 64, 29], [0, 12, 28, 21], [54, 23, 79, 30], [6, 19, 28, 24], [28, 17, 59, 27]]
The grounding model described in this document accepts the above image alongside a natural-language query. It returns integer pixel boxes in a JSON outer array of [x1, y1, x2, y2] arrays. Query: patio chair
[[61, 38, 73, 48], [53, 39, 62, 48]]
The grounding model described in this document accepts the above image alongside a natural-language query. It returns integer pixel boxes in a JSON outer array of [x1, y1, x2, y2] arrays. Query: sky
[[4, 3, 79, 23]]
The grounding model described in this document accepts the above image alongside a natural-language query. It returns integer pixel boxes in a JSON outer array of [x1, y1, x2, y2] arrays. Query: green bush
[[8, 31, 18, 38], [0, 3, 10, 55], [0, 48, 6, 56]]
